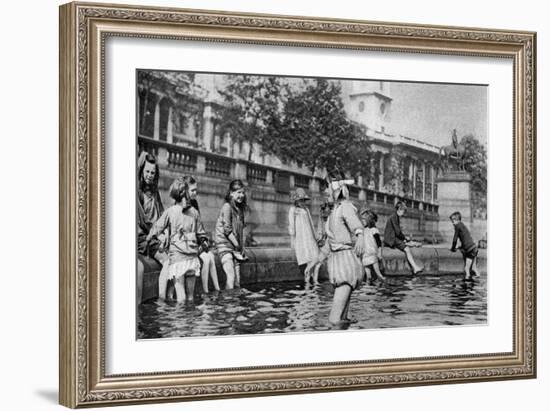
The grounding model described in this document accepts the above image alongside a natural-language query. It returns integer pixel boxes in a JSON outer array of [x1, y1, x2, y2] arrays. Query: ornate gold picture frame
[[59, 1, 536, 408]]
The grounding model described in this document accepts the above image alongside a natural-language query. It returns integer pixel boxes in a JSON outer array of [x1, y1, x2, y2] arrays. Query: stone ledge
[[140, 246, 487, 302]]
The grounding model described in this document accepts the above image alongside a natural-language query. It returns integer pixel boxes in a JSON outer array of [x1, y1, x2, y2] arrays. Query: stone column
[[196, 155, 206, 174], [153, 100, 160, 140], [357, 176, 367, 201], [252, 143, 260, 163], [202, 103, 214, 151], [430, 164, 435, 203], [422, 161, 426, 201], [408, 161, 413, 197], [412, 161, 417, 200], [378, 153, 385, 192], [227, 132, 233, 157], [233, 161, 247, 180], [166, 106, 173, 144], [243, 141, 251, 160], [309, 177, 319, 195], [214, 129, 221, 152]]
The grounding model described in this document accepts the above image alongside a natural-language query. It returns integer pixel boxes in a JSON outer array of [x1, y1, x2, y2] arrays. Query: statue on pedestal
[[438, 129, 467, 172]]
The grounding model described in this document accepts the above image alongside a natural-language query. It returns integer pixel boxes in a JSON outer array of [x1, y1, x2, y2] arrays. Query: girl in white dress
[[359, 208, 386, 283], [288, 188, 320, 283]]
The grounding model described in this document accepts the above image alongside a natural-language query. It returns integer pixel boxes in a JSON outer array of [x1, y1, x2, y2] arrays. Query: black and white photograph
[[136, 69, 488, 339]]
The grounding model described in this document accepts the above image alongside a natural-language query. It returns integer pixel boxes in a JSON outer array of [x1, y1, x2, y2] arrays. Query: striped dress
[[325, 200, 364, 289], [147, 205, 206, 279]]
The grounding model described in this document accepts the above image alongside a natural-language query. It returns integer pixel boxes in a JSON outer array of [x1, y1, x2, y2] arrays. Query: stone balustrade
[[138, 135, 440, 216]]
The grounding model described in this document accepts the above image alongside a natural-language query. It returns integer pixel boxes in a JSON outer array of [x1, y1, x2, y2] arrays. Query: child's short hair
[[359, 206, 369, 218], [360, 208, 378, 225], [450, 211, 462, 221], [169, 177, 189, 202], [183, 175, 197, 185], [395, 201, 407, 211]]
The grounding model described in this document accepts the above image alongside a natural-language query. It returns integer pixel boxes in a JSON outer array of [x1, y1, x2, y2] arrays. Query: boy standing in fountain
[[449, 211, 479, 280], [325, 175, 365, 326], [384, 201, 423, 275]]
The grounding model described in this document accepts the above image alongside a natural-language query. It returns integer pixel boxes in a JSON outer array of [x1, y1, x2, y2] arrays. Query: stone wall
[[140, 136, 442, 247], [140, 247, 487, 302]]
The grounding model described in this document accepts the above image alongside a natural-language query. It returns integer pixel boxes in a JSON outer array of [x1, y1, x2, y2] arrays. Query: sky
[[190, 71, 488, 148], [386, 81, 487, 147]]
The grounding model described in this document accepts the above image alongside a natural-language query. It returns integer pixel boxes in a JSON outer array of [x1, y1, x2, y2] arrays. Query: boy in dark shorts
[[449, 211, 479, 280], [384, 201, 423, 275]]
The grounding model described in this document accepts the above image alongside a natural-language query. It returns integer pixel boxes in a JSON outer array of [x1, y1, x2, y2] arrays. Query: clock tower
[[342, 80, 392, 133]]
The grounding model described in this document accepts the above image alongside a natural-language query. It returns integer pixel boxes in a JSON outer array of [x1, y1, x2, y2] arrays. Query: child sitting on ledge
[[384, 201, 423, 275]]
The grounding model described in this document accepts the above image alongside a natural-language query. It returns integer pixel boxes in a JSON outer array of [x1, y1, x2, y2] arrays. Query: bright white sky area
[[191, 71, 488, 148], [387, 81, 487, 147]]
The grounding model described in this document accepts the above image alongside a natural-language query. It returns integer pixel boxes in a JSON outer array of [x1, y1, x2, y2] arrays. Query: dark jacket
[[137, 188, 164, 256], [451, 221, 476, 252], [384, 212, 406, 247]]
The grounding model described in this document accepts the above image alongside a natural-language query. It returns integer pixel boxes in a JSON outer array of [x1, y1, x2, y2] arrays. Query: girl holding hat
[[215, 179, 248, 289], [325, 174, 365, 326], [288, 187, 321, 283]]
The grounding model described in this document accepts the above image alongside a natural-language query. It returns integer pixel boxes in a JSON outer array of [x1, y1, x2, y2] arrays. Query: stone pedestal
[[436, 171, 472, 242]]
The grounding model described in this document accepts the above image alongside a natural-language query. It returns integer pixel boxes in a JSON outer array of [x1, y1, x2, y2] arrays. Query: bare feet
[[329, 319, 351, 330]]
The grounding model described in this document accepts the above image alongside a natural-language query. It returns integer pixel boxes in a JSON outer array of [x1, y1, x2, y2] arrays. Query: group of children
[[138, 152, 248, 303], [138, 152, 479, 326], [287, 176, 480, 326]]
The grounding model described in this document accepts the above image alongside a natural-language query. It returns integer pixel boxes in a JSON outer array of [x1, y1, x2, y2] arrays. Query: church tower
[[342, 80, 392, 133]]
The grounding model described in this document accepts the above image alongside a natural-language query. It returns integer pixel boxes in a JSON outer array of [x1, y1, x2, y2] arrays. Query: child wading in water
[[359, 208, 385, 283], [384, 201, 423, 275], [215, 179, 248, 290], [288, 188, 321, 283], [146, 177, 208, 303], [449, 211, 479, 280], [325, 176, 365, 326], [184, 175, 221, 294]]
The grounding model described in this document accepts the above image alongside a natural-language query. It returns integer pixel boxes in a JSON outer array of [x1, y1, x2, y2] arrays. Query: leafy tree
[[218, 75, 288, 161], [271, 78, 370, 177], [461, 134, 487, 217], [218, 76, 371, 179]]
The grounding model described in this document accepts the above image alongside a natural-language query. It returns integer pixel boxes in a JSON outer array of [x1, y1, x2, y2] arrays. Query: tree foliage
[[273, 79, 369, 176], [219, 76, 370, 177], [218, 75, 288, 161], [460, 134, 487, 217]]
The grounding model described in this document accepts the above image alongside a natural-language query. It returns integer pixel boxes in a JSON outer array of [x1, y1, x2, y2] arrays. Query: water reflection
[[138, 275, 487, 339]]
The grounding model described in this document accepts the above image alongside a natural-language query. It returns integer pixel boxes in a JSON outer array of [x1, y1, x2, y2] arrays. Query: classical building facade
[[137, 72, 443, 245]]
